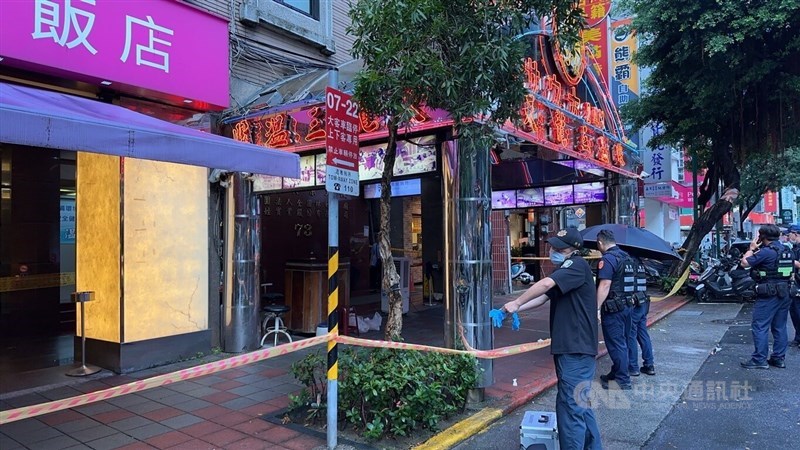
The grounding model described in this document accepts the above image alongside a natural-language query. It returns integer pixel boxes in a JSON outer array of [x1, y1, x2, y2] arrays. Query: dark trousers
[[751, 295, 791, 363], [790, 297, 800, 343], [601, 305, 631, 386], [628, 301, 654, 371], [553, 354, 602, 450]]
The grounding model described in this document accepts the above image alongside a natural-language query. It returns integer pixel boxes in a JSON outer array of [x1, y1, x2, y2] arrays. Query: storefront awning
[[0, 82, 299, 177]]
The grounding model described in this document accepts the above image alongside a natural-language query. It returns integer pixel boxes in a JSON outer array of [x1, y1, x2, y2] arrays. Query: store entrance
[[0, 144, 77, 385]]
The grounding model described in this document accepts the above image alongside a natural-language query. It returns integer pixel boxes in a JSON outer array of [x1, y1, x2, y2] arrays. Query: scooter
[[694, 256, 756, 302], [511, 262, 533, 285]]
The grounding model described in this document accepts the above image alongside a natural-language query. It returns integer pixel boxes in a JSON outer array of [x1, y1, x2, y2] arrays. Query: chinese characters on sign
[[32, 0, 174, 73], [325, 87, 360, 196], [581, 0, 612, 28], [2, 0, 230, 107], [610, 18, 638, 107], [516, 54, 627, 169], [60, 198, 76, 244]]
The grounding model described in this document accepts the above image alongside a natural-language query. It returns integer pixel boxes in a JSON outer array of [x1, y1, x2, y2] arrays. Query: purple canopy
[[0, 82, 299, 177]]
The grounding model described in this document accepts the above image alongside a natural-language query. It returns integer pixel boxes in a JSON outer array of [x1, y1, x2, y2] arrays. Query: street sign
[[643, 182, 672, 198], [325, 87, 360, 196], [781, 209, 793, 225]]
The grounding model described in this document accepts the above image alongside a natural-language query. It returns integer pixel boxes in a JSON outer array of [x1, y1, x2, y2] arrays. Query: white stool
[[260, 304, 293, 347]]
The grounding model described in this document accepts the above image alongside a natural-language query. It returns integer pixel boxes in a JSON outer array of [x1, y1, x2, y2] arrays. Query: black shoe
[[767, 358, 785, 368], [619, 384, 633, 390], [790, 340, 800, 348], [600, 373, 615, 383], [641, 365, 656, 376], [740, 359, 769, 369], [629, 369, 641, 377]]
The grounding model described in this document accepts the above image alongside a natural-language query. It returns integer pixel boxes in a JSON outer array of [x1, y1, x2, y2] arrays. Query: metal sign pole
[[326, 69, 339, 450], [324, 72, 359, 449]]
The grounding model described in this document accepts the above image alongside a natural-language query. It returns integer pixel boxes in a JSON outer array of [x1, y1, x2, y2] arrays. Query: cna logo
[[573, 380, 633, 410]]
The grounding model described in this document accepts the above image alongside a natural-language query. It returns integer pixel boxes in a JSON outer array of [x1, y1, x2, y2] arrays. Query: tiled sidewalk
[[0, 293, 688, 449]]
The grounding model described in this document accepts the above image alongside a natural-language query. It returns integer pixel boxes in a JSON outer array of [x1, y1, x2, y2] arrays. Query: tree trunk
[[740, 198, 760, 226], [671, 142, 740, 277], [380, 121, 403, 341]]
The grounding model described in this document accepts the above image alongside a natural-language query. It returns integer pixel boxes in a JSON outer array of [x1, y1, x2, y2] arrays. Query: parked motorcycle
[[511, 262, 533, 285], [694, 255, 755, 303]]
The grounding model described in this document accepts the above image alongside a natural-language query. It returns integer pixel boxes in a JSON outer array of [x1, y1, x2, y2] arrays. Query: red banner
[[763, 191, 778, 214]]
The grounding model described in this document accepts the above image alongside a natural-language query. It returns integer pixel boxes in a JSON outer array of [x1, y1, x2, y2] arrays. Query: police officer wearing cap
[[785, 224, 800, 347], [595, 229, 633, 389], [503, 228, 601, 450], [740, 224, 794, 369]]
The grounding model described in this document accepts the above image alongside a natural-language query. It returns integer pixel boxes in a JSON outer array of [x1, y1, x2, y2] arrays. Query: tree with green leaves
[[348, 0, 582, 340], [737, 147, 800, 234], [622, 0, 800, 275]]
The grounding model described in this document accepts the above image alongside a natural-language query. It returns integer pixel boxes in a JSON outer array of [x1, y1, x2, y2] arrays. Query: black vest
[[607, 247, 637, 299], [752, 242, 794, 281]]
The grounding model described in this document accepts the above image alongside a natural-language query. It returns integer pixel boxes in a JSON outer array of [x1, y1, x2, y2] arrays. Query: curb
[[414, 296, 692, 449]]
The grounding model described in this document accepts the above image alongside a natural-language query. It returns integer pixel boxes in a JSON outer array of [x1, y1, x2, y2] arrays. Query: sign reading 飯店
[[325, 87, 360, 196], [0, 0, 230, 109]]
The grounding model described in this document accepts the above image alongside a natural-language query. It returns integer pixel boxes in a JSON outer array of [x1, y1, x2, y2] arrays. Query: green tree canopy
[[621, 0, 800, 272], [737, 147, 800, 229]]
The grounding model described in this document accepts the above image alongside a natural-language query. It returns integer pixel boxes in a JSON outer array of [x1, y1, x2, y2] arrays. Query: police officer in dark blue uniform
[[785, 224, 800, 347], [503, 228, 601, 450], [628, 257, 656, 376], [596, 229, 633, 389], [740, 224, 794, 369]]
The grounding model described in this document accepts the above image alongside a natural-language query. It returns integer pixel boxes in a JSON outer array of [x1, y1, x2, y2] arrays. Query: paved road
[[453, 301, 800, 450]]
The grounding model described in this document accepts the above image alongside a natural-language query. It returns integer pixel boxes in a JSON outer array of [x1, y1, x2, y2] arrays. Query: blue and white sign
[[60, 198, 76, 244]]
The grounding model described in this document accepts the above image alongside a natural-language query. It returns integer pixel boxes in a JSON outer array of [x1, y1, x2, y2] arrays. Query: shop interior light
[[100, 80, 112, 86], [527, 209, 535, 223], [183, 99, 193, 104]]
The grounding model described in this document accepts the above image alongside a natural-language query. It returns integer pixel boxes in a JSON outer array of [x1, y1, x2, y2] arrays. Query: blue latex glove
[[489, 309, 521, 331], [489, 309, 505, 328]]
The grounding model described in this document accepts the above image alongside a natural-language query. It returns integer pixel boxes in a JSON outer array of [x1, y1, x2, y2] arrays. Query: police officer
[[595, 229, 633, 389], [503, 228, 601, 450], [785, 224, 800, 347], [628, 256, 656, 376], [740, 224, 794, 369]]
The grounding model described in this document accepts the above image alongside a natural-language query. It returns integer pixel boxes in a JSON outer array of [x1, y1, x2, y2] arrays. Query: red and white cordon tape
[[0, 335, 328, 425], [0, 332, 551, 425]]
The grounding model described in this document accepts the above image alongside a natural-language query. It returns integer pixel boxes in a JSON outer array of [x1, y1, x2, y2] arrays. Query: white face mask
[[550, 249, 567, 265]]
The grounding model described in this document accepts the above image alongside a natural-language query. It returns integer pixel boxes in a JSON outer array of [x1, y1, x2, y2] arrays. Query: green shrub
[[661, 276, 678, 292], [288, 347, 479, 440]]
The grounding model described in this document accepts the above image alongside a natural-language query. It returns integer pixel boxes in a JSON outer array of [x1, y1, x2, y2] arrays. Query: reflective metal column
[[443, 132, 493, 389], [222, 173, 261, 352]]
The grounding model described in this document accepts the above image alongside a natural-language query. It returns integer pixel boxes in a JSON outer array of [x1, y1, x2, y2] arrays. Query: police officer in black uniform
[[503, 228, 601, 450], [628, 256, 656, 376], [785, 224, 800, 347], [740, 224, 794, 369], [595, 229, 634, 389]]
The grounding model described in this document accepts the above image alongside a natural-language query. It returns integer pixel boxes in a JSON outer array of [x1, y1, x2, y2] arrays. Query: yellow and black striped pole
[[326, 194, 339, 449]]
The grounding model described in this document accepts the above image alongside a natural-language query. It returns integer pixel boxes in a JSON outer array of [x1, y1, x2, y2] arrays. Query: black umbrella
[[580, 224, 683, 260]]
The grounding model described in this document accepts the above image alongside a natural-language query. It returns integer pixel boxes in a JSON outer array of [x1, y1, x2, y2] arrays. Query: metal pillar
[[326, 68, 339, 450], [222, 173, 261, 353], [442, 131, 493, 390]]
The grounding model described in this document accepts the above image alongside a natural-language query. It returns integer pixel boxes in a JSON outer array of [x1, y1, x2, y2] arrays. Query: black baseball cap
[[548, 228, 583, 250]]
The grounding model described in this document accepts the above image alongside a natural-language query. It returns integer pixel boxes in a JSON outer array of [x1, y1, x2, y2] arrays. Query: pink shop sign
[[0, 0, 229, 109]]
